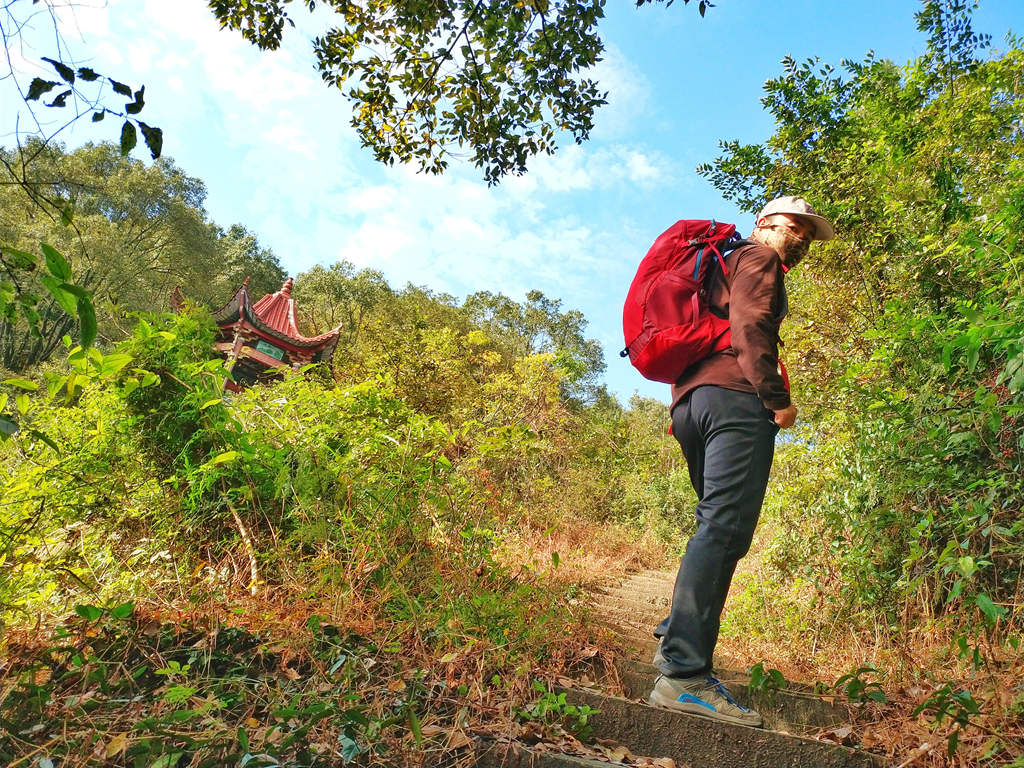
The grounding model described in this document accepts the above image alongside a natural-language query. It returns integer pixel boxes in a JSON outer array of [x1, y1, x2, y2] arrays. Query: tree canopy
[[208, 0, 709, 183]]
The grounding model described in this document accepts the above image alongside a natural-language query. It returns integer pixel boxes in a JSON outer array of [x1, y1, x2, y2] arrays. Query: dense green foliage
[[704, 2, 1022, 646], [0, 259, 686, 762], [1, 141, 286, 372]]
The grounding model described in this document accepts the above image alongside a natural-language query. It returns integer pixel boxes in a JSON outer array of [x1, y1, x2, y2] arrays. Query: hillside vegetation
[[703, 6, 1024, 763], [0, 240, 684, 765], [1, 3, 1022, 766]]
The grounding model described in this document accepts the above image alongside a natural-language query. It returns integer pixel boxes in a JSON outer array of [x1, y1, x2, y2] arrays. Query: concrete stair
[[474, 569, 886, 767]]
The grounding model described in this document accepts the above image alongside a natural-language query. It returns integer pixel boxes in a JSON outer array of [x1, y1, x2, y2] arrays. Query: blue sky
[[2, 0, 1019, 402]]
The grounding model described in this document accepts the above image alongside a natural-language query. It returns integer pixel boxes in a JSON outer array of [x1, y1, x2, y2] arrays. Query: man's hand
[[774, 404, 797, 428]]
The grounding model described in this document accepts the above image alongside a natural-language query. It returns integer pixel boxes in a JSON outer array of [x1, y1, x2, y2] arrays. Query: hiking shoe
[[648, 674, 763, 727]]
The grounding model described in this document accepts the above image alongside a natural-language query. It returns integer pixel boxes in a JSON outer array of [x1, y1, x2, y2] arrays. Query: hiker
[[647, 196, 835, 727]]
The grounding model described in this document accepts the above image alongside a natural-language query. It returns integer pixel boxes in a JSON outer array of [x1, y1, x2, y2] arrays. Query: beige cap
[[757, 195, 835, 241]]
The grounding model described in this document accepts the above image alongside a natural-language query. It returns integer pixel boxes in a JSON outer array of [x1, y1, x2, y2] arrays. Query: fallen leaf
[[282, 667, 300, 680], [106, 733, 128, 758], [520, 722, 545, 745], [601, 744, 632, 762], [895, 741, 933, 768], [447, 729, 472, 749]]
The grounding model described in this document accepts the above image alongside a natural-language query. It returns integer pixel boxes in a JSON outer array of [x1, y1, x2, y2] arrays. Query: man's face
[[759, 213, 814, 268]]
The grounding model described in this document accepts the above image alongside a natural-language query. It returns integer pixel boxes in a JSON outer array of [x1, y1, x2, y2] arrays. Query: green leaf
[[47, 89, 72, 108], [77, 67, 100, 81], [77, 295, 97, 348], [92, 110, 105, 122], [966, 341, 980, 372], [210, 450, 239, 466], [61, 204, 74, 226], [58, 288, 89, 308], [407, 707, 422, 746], [551, 551, 560, 568], [200, 398, 223, 410], [338, 734, 361, 761], [0, 413, 17, 438], [27, 428, 60, 454], [956, 556, 977, 578], [39, 276, 77, 315], [150, 751, 183, 768], [99, 353, 133, 376], [237, 727, 249, 753], [42, 56, 75, 84], [41, 243, 72, 280], [125, 85, 145, 114], [26, 78, 58, 101], [139, 122, 164, 159], [110, 601, 134, 619], [3, 378, 38, 391], [975, 592, 1006, 625], [74, 604, 104, 621], [109, 78, 132, 97], [120, 120, 137, 155]]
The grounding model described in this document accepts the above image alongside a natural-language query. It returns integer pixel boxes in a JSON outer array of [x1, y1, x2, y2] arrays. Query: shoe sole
[[647, 690, 763, 728]]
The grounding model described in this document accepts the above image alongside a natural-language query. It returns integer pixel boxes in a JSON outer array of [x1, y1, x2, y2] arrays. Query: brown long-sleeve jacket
[[670, 242, 790, 413]]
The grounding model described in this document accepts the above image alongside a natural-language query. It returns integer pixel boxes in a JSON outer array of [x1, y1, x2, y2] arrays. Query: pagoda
[[211, 277, 341, 391]]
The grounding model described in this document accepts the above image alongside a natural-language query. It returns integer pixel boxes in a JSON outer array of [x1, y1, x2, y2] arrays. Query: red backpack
[[621, 220, 747, 384]]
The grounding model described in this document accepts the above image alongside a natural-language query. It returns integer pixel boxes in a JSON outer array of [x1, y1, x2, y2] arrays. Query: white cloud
[[52, 0, 111, 41], [94, 40, 124, 68], [127, 39, 156, 73], [261, 113, 315, 155], [624, 149, 660, 184], [588, 43, 652, 140], [527, 143, 671, 193], [346, 185, 396, 213], [100, 0, 315, 115]]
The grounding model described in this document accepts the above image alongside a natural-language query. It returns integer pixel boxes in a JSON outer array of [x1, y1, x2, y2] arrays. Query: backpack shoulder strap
[[708, 237, 752, 277]]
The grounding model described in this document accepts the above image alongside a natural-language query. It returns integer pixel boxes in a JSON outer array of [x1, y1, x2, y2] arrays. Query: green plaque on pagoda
[[255, 339, 285, 360]]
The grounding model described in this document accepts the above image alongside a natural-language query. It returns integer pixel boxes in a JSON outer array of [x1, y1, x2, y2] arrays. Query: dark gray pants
[[655, 385, 779, 678]]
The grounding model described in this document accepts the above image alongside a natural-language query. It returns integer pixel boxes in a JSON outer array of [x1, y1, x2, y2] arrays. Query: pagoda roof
[[213, 277, 341, 358]]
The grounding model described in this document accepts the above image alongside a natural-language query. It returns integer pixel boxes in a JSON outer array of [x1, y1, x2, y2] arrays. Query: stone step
[[595, 586, 673, 608], [592, 622, 659, 657], [559, 689, 882, 768], [610, 659, 852, 734], [595, 576, 676, 594], [579, 652, 846, 735], [475, 742, 630, 767], [592, 610, 664, 627], [591, 596, 668, 623]]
